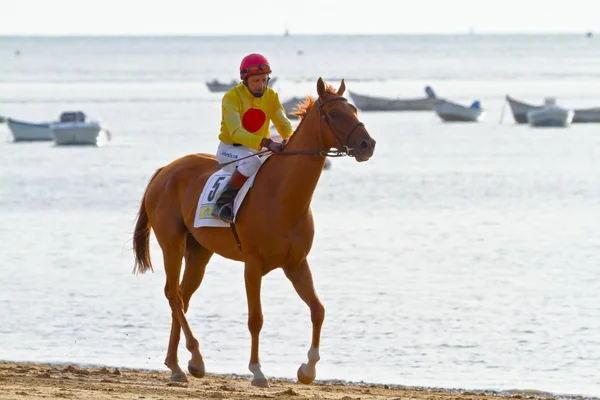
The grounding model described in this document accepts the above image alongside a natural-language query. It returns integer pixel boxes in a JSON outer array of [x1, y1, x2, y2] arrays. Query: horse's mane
[[291, 84, 339, 120]]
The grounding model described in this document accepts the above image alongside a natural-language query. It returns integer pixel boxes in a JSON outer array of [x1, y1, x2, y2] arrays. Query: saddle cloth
[[193, 156, 269, 228]]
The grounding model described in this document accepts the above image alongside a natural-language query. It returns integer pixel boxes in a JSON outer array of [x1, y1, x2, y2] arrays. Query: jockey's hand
[[261, 138, 284, 153]]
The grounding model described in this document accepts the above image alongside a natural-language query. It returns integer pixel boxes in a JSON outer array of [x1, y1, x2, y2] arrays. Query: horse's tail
[[133, 167, 164, 274]]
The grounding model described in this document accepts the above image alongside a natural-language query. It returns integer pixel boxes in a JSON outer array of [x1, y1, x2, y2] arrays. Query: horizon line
[[0, 31, 594, 38]]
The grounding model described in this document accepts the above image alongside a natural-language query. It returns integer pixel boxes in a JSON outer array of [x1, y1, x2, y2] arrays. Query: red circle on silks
[[242, 108, 267, 133]]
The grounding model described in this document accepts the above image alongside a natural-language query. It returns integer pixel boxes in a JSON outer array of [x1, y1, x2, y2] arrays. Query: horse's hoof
[[297, 365, 315, 384], [251, 378, 270, 388], [171, 372, 188, 382], [187, 361, 206, 378]]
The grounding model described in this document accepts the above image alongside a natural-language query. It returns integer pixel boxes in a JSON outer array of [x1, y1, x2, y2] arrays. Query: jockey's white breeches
[[216, 142, 262, 177]]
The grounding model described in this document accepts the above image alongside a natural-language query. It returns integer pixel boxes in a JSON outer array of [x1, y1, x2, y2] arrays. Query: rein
[[228, 95, 362, 250], [277, 96, 364, 159], [217, 95, 365, 171]]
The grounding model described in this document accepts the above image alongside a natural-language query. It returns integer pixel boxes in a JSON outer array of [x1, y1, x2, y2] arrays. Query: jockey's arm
[[271, 107, 294, 140], [270, 93, 294, 140]]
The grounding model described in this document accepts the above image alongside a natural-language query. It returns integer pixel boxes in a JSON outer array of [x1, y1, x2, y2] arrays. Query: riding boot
[[212, 169, 249, 223]]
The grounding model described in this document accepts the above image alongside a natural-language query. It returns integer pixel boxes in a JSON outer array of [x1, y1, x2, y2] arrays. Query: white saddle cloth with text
[[193, 156, 269, 228]]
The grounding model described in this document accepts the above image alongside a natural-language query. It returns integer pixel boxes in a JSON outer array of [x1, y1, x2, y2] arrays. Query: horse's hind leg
[[244, 259, 269, 388], [157, 228, 208, 382], [165, 315, 187, 382], [283, 259, 325, 384], [181, 234, 213, 378]]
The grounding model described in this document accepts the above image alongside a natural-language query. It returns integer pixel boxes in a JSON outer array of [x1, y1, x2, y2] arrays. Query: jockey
[[212, 53, 294, 223]]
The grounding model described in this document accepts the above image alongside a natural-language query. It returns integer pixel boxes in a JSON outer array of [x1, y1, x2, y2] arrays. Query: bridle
[[281, 95, 365, 158], [225, 96, 365, 251], [216, 96, 365, 168], [224, 95, 366, 250], [216, 95, 368, 170]]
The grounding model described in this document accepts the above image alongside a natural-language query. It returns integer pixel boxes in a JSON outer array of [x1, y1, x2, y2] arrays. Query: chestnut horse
[[132, 78, 376, 387]]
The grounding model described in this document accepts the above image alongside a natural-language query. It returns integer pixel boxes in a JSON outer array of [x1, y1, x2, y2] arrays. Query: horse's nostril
[[360, 140, 369, 149]]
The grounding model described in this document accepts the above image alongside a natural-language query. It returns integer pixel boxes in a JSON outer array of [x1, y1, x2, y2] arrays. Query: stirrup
[[213, 203, 234, 223]]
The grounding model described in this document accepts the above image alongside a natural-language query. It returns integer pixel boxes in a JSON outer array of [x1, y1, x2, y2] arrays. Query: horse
[[132, 77, 376, 387]]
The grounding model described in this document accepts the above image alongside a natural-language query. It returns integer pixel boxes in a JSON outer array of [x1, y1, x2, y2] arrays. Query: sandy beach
[[0, 361, 542, 400]]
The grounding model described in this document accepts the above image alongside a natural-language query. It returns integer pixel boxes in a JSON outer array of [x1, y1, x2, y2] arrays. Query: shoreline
[[0, 361, 597, 400]]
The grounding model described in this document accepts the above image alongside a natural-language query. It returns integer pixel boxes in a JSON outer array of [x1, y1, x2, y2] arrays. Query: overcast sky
[[1, 0, 598, 35]]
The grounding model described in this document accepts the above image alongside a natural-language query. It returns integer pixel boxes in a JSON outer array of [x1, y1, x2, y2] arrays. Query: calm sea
[[1, 35, 599, 398]]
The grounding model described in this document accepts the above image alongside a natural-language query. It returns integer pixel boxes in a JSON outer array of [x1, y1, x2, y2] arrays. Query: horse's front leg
[[283, 259, 325, 384], [244, 261, 269, 388]]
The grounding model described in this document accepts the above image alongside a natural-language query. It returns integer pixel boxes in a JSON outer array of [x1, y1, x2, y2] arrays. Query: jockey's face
[[246, 73, 269, 98]]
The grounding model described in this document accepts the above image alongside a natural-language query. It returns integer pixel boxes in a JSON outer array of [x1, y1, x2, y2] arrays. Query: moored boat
[[349, 86, 439, 112], [6, 118, 52, 142], [526, 98, 574, 127], [434, 99, 485, 122]]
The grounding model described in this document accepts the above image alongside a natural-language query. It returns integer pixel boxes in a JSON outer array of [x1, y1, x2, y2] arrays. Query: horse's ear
[[317, 77, 325, 97], [337, 79, 346, 96]]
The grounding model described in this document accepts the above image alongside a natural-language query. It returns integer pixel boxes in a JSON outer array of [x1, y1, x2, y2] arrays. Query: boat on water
[[281, 96, 304, 119], [526, 98, 574, 128], [434, 99, 486, 122], [206, 79, 238, 93], [50, 111, 110, 146], [5, 118, 53, 141], [349, 86, 439, 112], [206, 77, 278, 93], [506, 95, 600, 123]]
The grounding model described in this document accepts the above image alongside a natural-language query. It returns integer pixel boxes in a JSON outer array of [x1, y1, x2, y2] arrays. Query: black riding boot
[[212, 183, 239, 223], [212, 169, 249, 223]]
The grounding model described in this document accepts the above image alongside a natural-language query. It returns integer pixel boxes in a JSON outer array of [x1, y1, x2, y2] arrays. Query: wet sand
[[0, 361, 561, 400]]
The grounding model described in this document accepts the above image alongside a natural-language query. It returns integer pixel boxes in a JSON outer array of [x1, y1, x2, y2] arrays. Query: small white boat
[[5, 117, 52, 141], [434, 99, 486, 122], [50, 111, 109, 146], [526, 98, 574, 127], [349, 86, 438, 112], [506, 95, 600, 123]]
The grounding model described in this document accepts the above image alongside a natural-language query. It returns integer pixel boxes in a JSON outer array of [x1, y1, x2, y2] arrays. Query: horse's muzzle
[[350, 138, 376, 162]]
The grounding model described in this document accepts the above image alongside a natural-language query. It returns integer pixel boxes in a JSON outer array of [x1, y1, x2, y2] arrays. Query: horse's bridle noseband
[[279, 95, 366, 159], [316, 96, 365, 157]]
